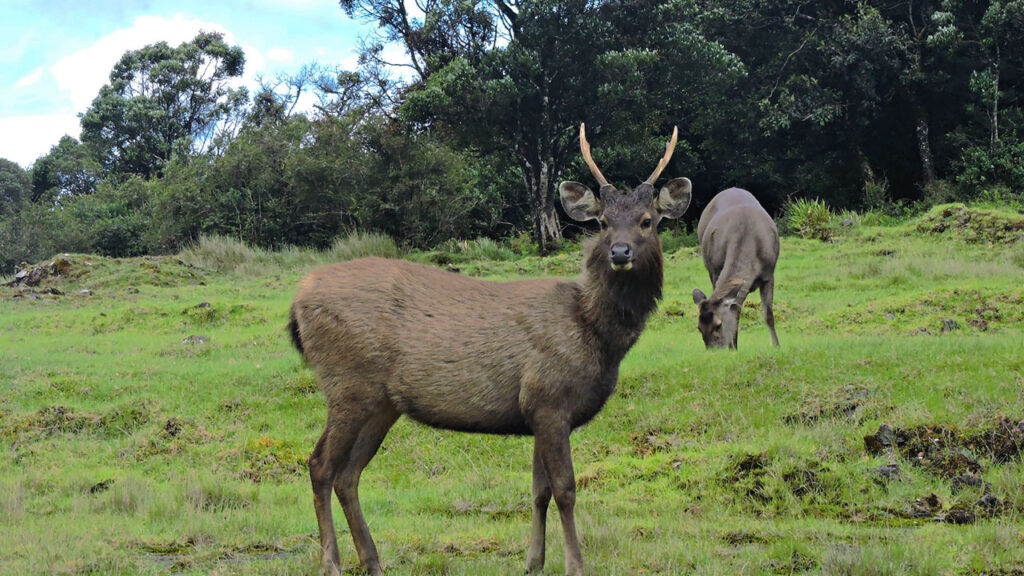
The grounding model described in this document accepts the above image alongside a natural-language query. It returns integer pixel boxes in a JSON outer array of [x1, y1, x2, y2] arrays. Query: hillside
[[2, 207, 1023, 575]]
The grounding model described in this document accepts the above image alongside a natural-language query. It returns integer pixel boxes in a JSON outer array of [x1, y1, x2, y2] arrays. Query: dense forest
[[3, 0, 1024, 271]]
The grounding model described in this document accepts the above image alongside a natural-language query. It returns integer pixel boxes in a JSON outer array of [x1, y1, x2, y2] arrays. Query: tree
[[359, 0, 739, 251], [0, 158, 31, 217], [80, 31, 247, 178], [30, 136, 101, 205]]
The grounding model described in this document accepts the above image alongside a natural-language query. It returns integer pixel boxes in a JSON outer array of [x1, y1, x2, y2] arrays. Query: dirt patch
[[630, 428, 680, 457], [722, 530, 773, 545], [864, 417, 1024, 478], [126, 417, 213, 462], [782, 467, 823, 497], [439, 538, 511, 557], [784, 385, 870, 425], [769, 550, 818, 574], [723, 452, 771, 503]]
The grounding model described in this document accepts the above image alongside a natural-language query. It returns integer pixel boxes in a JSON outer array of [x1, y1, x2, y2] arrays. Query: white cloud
[[50, 14, 234, 112], [0, 114, 80, 168], [14, 68, 43, 88], [0, 30, 35, 65], [267, 47, 293, 63]]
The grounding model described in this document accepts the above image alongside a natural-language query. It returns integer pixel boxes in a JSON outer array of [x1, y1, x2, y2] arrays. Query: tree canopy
[[3, 0, 1024, 271], [79, 31, 247, 178]]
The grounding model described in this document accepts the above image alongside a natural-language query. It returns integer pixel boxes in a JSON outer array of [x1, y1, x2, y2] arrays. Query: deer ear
[[656, 177, 692, 219], [692, 288, 707, 305], [559, 181, 603, 222]]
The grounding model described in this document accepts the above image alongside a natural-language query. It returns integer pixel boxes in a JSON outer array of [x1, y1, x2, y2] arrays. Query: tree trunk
[[913, 105, 935, 186], [522, 157, 562, 255]]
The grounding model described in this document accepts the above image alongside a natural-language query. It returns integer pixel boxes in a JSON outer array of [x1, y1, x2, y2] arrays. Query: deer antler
[[644, 126, 678, 185], [579, 123, 609, 189]]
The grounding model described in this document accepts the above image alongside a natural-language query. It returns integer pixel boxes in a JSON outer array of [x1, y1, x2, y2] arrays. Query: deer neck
[[579, 242, 663, 360]]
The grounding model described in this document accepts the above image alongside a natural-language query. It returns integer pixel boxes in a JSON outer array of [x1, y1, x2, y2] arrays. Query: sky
[[0, 0, 381, 168]]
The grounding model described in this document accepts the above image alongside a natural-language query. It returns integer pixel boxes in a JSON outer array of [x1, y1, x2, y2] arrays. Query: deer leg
[[533, 419, 584, 576], [310, 405, 373, 576], [333, 403, 399, 576], [761, 281, 780, 347], [525, 443, 552, 573]]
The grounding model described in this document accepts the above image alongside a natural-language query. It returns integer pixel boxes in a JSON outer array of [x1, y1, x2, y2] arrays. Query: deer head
[[692, 278, 745, 349], [559, 124, 692, 272]]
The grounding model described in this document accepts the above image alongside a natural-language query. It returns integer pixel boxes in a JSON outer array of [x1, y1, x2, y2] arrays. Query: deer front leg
[[526, 443, 552, 573], [533, 417, 584, 576]]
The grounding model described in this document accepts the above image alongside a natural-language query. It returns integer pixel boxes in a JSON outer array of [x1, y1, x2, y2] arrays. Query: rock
[[941, 319, 960, 333], [909, 493, 942, 518], [50, 256, 72, 276], [950, 473, 990, 495], [939, 504, 976, 525], [872, 463, 901, 481], [89, 479, 114, 494], [195, 302, 210, 308], [79, 289, 93, 296], [884, 313, 895, 320], [842, 218, 854, 227], [126, 286, 139, 294], [864, 424, 896, 455], [181, 335, 208, 345], [976, 493, 1002, 515]]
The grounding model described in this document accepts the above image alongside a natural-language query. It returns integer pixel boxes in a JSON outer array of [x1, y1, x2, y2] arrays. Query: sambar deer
[[288, 124, 691, 576], [692, 187, 780, 349]]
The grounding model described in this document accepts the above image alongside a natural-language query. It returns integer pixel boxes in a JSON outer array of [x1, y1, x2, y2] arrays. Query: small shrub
[[330, 231, 402, 261], [507, 231, 539, 256], [785, 198, 834, 241]]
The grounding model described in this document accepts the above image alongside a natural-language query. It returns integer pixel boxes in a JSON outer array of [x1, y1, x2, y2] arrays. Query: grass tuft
[[330, 231, 403, 261]]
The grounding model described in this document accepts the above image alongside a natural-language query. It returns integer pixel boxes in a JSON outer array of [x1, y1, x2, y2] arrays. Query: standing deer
[[692, 187, 780, 349], [288, 124, 691, 576]]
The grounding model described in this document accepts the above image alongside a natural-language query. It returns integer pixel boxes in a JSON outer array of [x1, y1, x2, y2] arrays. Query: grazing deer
[[288, 124, 691, 576], [692, 187, 780, 349]]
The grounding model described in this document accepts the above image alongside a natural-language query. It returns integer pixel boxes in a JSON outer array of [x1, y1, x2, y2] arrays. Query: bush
[[954, 140, 1024, 199], [784, 197, 834, 241], [659, 227, 698, 253]]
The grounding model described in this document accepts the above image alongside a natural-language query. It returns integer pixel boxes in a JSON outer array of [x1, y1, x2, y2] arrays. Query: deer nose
[[609, 243, 632, 265]]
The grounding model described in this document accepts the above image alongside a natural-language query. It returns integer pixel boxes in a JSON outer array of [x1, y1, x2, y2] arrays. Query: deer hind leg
[[309, 387, 383, 576], [533, 417, 584, 576], [761, 280, 780, 347], [525, 444, 552, 573], [333, 402, 399, 576]]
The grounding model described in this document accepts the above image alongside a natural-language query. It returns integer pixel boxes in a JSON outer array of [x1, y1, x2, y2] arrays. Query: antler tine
[[579, 123, 609, 189], [644, 126, 678, 185]]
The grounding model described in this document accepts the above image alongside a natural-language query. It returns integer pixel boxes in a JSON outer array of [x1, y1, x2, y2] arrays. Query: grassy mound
[[916, 203, 1024, 244]]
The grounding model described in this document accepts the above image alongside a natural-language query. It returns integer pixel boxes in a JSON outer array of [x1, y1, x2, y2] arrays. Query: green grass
[[2, 209, 1023, 575]]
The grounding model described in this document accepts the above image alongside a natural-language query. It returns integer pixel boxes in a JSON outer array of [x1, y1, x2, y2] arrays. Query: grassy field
[[2, 205, 1023, 575]]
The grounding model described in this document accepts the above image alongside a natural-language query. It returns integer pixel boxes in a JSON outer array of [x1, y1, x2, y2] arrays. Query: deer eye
[[641, 217, 652, 229]]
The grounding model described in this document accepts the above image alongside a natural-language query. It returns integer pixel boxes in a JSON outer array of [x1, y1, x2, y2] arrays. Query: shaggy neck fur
[[578, 235, 664, 362]]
